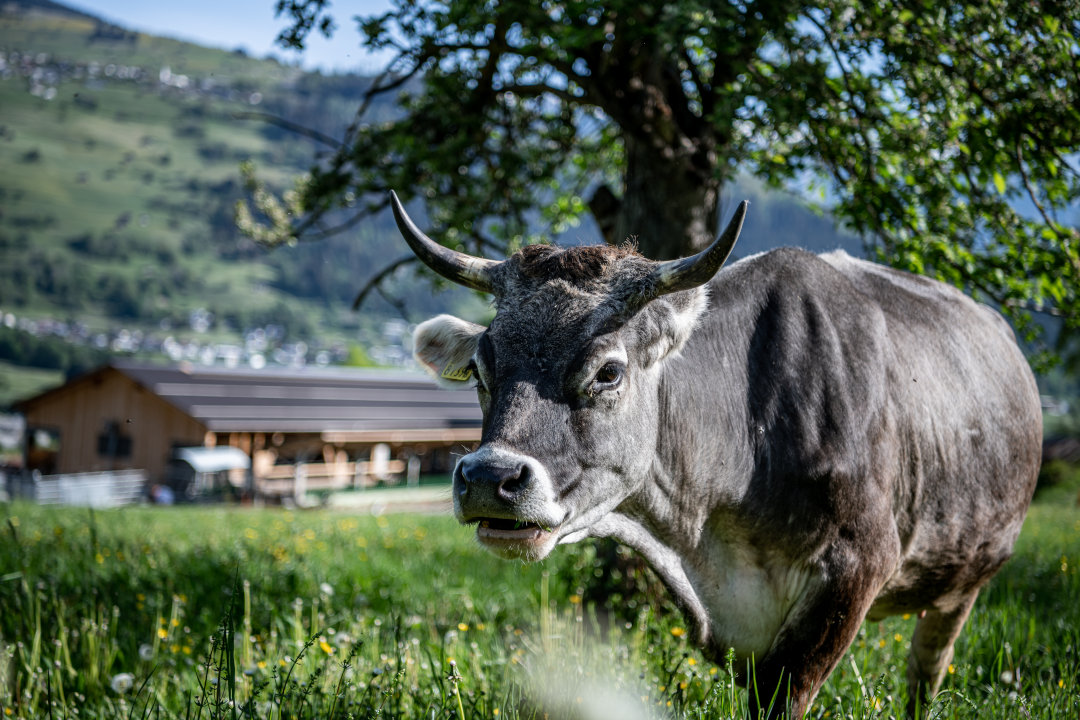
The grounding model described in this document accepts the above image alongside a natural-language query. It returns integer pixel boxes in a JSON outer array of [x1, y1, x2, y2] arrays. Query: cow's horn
[[649, 200, 749, 296], [390, 190, 498, 293]]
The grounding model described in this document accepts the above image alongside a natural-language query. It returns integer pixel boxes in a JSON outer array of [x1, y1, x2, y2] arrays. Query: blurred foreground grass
[[0, 477, 1077, 718]]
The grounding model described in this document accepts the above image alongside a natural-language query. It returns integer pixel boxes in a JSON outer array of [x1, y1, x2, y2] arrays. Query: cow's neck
[[602, 333, 758, 648]]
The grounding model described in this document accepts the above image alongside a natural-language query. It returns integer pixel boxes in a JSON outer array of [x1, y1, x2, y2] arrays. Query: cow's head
[[393, 191, 746, 560]]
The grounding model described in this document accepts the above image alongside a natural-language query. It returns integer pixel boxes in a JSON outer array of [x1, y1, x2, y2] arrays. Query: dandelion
[[319, 638, 334, 655], [948, 664, 955, 675], [569, 594, 582, 604], [110, 673, 135, 694], [687, 658, 696, 666], [458, 623, 469, 632], [320, 582, 334, 596], [893, 633, 904, 643], [1000, 669, 1014, 684], [878, 639, 887, 648], [671, 627, 686, 638], [138, 644, 154, 661], [157, 627, 168, 639]]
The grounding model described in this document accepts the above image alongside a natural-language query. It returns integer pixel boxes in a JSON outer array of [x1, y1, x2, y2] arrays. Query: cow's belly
[[687, 540, 816, 660]]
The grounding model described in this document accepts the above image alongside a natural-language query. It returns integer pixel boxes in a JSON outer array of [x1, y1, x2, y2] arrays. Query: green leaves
[[250, 0, 1080, 363]]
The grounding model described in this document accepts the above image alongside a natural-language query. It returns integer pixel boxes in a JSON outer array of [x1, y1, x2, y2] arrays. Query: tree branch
[[233, 111, 343, 148], [351, 255, 419, 310]]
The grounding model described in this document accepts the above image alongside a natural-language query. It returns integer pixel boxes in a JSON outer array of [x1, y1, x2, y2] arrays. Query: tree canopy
[[240, 0, 1080, 364]]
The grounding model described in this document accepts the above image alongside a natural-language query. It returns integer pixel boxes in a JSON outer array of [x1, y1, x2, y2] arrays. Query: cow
[[389, 190, 1042, 718]]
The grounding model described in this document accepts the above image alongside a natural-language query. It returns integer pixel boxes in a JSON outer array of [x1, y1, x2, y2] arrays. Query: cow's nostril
[[497, 463, 531, 502], [460, 461, 531, 503]]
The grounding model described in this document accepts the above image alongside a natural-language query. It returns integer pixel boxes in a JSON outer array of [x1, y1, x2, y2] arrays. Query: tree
[[241, 0, 1080, 362]]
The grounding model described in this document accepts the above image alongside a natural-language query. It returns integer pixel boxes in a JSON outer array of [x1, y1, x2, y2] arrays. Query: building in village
[[16, 360, 481, 500]]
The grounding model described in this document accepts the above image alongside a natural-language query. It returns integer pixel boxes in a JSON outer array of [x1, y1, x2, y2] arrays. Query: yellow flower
[[670, 627, 686, 638], [257, 660, 267, 669], [319, 639, 334, 654], [157, 628, 168, 639], [948, 664, 955, 675], [182, 645, 192, 655], [687, 658, 696, 666], [709, 667, 718, 676], [1059, 678, 1065, 688], [458, 623, 469, 632], [569, 595, 582, 604], [244, 528, 258, 540], [493, 710, 499, 717], [894, 633, 904, 643], [878, 639, 887, 648], [476, 623, 486, 630], [902, 613, 911, 620], [95, 553, 105, 564]]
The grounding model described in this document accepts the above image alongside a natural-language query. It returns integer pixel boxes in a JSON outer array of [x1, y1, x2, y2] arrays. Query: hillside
[[0, 1, 861, 407]]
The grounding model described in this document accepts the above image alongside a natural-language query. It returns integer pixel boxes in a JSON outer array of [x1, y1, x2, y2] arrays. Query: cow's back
[[817, 250, 1042, 613]]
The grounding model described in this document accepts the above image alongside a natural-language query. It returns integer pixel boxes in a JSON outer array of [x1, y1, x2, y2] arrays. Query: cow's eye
[[593, 362, 624, 389]]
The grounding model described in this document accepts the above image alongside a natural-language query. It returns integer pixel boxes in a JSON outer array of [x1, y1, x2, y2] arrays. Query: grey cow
[[391, 191, 1042, 718]]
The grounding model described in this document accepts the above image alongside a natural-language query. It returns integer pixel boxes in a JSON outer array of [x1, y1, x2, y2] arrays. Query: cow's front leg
[[744, 551, 893, 719]]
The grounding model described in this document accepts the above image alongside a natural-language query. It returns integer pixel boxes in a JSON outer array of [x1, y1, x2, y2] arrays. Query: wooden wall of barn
[[21, 368, 208, 480]]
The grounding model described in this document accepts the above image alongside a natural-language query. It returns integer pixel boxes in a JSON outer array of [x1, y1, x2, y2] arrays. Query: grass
[[0, 475, 1078, 719], [0, 360, 63, 408]]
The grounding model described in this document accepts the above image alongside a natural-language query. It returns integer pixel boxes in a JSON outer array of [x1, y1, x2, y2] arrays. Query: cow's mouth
[[471, 518, 560, 558]]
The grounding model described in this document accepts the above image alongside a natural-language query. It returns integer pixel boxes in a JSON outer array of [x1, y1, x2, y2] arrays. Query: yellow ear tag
[[440, 364, 473, 382]]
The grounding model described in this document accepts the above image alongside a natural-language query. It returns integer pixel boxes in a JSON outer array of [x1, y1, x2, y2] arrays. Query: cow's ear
[[638, 287, 709, 367], [413, 314, 485, 387]]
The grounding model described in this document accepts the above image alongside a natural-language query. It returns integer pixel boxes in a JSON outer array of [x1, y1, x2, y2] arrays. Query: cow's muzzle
[[453, 446, 565, 560]]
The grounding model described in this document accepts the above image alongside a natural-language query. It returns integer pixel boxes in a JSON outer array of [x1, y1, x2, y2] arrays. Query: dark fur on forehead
[[510, 243, 644, 283]]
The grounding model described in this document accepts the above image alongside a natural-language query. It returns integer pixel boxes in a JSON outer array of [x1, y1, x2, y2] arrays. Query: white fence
[[13, 469, 146, 507]]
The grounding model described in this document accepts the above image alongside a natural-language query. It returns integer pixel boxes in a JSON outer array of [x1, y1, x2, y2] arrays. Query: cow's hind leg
[[905, 591, 978, 717]]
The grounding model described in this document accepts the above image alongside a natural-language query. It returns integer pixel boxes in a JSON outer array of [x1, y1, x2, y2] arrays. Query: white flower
[[110, 673, 135, 694], [319, 582, 334, 596], [139, 644, 154, 661]]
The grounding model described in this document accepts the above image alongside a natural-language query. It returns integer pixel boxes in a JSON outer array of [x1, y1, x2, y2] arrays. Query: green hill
[[0, 0, 861, 407]]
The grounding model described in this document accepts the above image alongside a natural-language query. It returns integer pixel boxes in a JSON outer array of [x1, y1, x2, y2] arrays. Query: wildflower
[[948, 664, 955, 675], [569, 595, 582, 604], [320, 582, 334, 596], [687, 658, 696, 666], [110, 673, 135, 694], [139, 644, 154, 661], [157, 627, 168, 639], [893, 633, 903, 643], [878, 639, 886, 648], [319, 638, 334, 655], [1000, 669, 1014, 685], [458, 623, 469, 632], [670, 627, 686, 638], [493, 709, 500, 716]]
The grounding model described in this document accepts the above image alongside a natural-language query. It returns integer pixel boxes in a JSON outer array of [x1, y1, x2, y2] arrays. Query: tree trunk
[[590, 137, 721, 261]]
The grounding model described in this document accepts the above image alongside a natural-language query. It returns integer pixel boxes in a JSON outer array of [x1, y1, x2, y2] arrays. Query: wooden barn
[[17, 360, 482, 499]]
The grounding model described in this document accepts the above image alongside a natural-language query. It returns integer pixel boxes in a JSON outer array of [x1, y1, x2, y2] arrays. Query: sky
[[66, 0, 394, 73]]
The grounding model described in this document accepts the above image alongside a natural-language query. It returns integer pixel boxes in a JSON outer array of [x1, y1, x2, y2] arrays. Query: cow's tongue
[[478, 518, 544, 540]]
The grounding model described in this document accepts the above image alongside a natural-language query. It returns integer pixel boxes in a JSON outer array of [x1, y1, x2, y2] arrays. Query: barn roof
[[21, 360, 482, 435]]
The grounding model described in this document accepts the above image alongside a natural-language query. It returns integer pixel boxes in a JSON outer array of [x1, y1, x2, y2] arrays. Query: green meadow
[[1, 476, 1078, 719]]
